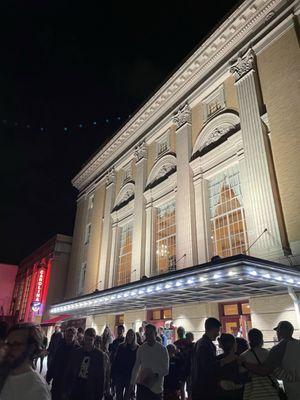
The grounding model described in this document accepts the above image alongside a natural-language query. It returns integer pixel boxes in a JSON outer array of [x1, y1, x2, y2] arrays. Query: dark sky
[[0, 0, 239, 264]]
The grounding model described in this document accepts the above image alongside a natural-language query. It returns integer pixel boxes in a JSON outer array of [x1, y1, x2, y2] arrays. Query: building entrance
[[219, 300, 252, 338]]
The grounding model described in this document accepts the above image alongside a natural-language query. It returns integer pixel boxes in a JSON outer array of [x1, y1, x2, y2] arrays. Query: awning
[[49, 255, 300, 317], [41, 314, 71, 326]]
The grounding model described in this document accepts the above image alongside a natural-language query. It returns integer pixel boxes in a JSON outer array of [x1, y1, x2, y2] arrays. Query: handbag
[[251, 349, 287, 400]]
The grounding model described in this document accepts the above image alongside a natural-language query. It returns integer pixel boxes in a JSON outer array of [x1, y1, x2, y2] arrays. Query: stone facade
[[65, 0, 300, 334]]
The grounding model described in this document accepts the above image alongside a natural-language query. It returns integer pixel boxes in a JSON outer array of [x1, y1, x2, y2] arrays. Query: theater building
[[11, 235, 72, 325], [50, 0, 300, 343]]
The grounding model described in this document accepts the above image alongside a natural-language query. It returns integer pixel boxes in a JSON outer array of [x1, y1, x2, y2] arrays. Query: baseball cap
[[273, 321, 294, 332]]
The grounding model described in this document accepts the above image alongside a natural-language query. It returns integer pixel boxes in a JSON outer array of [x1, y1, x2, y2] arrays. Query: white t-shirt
[[0, 370, 51, 400], [130, 341, 169, 394]]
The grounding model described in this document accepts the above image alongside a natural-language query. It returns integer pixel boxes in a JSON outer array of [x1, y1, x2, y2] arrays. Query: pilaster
[[173, 104, 198, 268]]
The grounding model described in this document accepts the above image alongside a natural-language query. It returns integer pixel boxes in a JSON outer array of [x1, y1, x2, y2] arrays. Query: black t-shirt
[[71, 352, 91, 399]]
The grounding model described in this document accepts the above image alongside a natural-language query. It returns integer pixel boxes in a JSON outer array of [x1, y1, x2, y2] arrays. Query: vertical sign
[[31, 267, 46, 313]]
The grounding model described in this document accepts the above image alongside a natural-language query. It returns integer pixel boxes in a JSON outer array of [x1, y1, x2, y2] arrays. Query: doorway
[[219, 300, 252, 338]]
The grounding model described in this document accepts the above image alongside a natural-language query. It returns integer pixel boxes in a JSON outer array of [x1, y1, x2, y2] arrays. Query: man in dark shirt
[[46, 327, 80, 400], [109, 324, 125, 395], [65, 327, 105, 400], [47, 325, 63, 369], [192, 317, 236, 400]]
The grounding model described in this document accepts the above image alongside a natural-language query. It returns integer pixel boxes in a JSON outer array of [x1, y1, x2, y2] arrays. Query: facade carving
[[230, 48, 256, 81], [105, 167, 116, 187], [199, 125, 236, 152], [173, 104, 191, 129], [134, 141, 148, 162]]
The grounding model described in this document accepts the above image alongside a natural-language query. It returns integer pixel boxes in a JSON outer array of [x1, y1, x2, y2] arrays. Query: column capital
[[230, 48, 256, 82], [105, 167, 116, 187], [173, 104, 191, 129], [134, 141, 148, 163]]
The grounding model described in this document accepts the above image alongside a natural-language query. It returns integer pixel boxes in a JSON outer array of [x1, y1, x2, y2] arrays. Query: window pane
[[155, 201, 176, 275], [115, 222, 133, 286], [241, 303, 251, 315], [163, 309, 172, 319], [224, 304, 239, 316], [152, 310, 161, 320], [209, 166, 248, 258]]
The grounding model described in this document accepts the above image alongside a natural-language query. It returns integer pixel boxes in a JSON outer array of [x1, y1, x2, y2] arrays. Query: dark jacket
[[48, 331, 63, 354], [113, 343, 138, 382], [216, 354, 246, 400], [164, 354, 185, 392], [65, 346, 105, 400], [191, 334, 219, 400], [46, 340, 80, 400]]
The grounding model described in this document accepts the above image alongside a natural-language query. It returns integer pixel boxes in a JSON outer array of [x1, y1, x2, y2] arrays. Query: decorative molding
[[134, 141, 148, 163], [173, 104, 191, 129], [114, 182, 135, 209], [105, 167, 116, 187], [72, 0, 289, 191], [230, 48, 256, 81], [146, 154, 177, 187], [193, 112, 240, 155]]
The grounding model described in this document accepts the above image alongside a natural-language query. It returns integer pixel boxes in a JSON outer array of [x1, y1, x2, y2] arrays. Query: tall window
[[208, 165, 248, 257], [155, 201, 176, 274], [20, 274, 32, 320], [115, 222, 133, 286]]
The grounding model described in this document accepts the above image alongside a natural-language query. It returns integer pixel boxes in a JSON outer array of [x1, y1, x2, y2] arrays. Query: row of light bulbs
[[50, 266, 300, 315]]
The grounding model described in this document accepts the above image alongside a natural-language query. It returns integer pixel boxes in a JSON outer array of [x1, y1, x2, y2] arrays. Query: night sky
[[0, 0, 239, 264]]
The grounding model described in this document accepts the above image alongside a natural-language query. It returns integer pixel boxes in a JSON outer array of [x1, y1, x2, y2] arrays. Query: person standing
[[76, 327, 84, 347], [130, 323, 169, 400], [0, 323, 50, 400], [185, 332, 195, 400], [113, 329, 138, 400], [240, 328, 280, 400], [158, 327, 167, 347], [46, 326, 80, 400], [47, 325, 63, 369], [65, 327, 105, 400], [164, 344, 184, 400], [174, 326, 189, 400], [242, 321, 300, 400], [192, 317, 236, 400], [109, 325, 125, 395]]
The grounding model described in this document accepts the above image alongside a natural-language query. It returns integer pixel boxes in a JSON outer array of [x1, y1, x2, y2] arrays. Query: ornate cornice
[[134, 141, 148, 163], [72, 0, 288, 191], [105, 167, 116, 187], [173, 104, 191, 129], [230, 48, 256, 81]]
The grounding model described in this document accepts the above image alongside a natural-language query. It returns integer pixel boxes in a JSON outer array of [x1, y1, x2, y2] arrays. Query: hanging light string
[[1, 114, 130, 134]]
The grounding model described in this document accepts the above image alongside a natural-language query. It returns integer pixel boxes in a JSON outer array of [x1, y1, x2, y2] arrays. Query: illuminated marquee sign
[[31, 267, 46, 313]]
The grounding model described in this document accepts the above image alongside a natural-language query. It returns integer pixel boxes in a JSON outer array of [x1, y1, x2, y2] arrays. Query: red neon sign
[[31, 267, 46, 313]]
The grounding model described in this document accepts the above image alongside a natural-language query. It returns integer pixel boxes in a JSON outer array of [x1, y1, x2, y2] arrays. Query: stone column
[[144, 203, 156, 277], [193, 172, 209, 264], [132, 141, 148, 280], [230, 49, 284, 258], [97, 168, 116, 289], [173, 104, 198, 268], [108, 222, 119, 287]]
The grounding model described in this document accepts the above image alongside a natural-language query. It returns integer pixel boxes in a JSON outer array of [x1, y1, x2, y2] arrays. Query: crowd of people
[[0, 317, 300, 400]]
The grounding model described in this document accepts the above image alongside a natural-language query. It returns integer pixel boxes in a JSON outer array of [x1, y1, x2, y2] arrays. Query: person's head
[[4, 323, 43, 372], [84, 328, 97, 351], [145, 324, 157, 345], [158, 327, 164, 334], [186, 332, 194, 344], [274, 321, 294, 341], [218, 333, 236, 355], [94, 335, 102, 350], [65, 327, 77, 345], [235, 337, 249, 355], [117, 325, 125, 338], [248, 328, 263, 349], [167, 344, 177, 358], [125, 329, 136, 346], [177, 326, 185, 339], [54, 325, 61, 333], [77, 327, 84, 340], [205, 318, 222, 340], [136, 331, 142, 345]]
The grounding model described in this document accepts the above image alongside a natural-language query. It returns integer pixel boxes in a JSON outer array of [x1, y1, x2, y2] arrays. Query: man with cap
[[242, 321, 300, 400]]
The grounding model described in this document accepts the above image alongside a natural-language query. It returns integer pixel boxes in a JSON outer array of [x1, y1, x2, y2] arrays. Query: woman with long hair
[[113, 329, 138, 400]]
